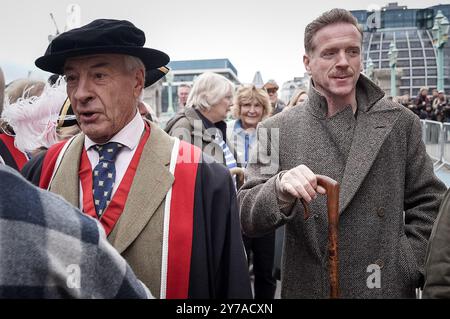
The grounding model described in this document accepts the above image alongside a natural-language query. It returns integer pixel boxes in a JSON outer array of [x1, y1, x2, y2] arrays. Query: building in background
[[143, 80, 164, 118], [281, 73, 310, 105], [252, 71, 264, 88], [161, 58, 240, 113], [351, 2, 450, 97]]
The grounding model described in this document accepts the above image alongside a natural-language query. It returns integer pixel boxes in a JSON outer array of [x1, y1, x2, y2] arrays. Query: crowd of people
[[397, 87, 449, 122], [1, 8, 450, 299]]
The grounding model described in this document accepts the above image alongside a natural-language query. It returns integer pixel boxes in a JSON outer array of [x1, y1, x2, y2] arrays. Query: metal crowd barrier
[[442, 123, 450, 169], [420, 120, 448, 171]]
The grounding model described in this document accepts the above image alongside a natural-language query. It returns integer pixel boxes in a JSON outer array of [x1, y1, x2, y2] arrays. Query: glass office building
[[351, 3, 450, 97]]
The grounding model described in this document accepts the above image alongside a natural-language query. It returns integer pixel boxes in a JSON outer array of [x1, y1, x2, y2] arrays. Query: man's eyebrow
[[321, 47, 338, 52], [90, 62, 111, 69]]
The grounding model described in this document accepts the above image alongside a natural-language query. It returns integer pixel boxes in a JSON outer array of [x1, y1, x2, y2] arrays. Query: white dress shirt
[[79, 111, 145, 209]]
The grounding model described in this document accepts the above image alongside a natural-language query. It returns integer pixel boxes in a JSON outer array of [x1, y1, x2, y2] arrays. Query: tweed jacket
[[0, 165, 149, 298], [165, 107, 226, 164], [238, 74, 447, 298]]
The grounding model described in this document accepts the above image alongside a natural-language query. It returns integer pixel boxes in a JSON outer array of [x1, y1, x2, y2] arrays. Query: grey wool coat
[[238, 74, 447, 298], [423, 188, 450, 298], [164, 107, 226, 165]]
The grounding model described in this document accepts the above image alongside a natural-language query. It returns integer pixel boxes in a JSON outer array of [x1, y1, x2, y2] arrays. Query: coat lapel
[[108, 123, 175, 253], [338, 107, 401, 214], [185, 107, 215, 143], [338, 75, 402, 214], [307, 75, 404, 214], [49, 133, 85, 207]]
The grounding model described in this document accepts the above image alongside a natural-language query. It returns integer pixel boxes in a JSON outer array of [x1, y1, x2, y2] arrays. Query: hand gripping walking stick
[[300, 175, 340, 299]]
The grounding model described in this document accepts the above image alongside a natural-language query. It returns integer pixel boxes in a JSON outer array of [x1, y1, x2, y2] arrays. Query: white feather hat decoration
[[2, 77, 68, 153]]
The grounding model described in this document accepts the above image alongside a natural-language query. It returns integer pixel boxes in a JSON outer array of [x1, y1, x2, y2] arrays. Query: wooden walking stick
[[229, 167, 245, 189], [300, 175, 340, 299]]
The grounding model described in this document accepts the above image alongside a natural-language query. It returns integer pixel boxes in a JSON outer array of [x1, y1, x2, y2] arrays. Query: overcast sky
[[0, 0, 445, 85]]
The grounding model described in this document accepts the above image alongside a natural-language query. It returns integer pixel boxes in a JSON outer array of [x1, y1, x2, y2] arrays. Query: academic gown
[[0, 134, 28, 171], [22, 122, 252, 299]]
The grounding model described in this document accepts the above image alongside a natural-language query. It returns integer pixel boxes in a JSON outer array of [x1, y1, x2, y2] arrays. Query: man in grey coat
[[423, 189, 450, 298], [238, 8, 447, 298]]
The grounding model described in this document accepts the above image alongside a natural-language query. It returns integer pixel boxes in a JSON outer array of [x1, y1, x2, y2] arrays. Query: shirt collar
[[195, 109, 228, 142], [234, 119, 256, 137], [234, 119, 245, 134], [85, 110, 144, 151], [195, 109, 215, 129], [235, 119, 243, 129]]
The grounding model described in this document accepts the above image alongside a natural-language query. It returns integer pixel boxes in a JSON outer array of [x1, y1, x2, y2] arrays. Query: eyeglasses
[[266, 88, 278, 94]]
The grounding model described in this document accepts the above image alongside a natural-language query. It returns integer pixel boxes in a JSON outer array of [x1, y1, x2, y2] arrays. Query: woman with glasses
[[263, 79, 286, 115]]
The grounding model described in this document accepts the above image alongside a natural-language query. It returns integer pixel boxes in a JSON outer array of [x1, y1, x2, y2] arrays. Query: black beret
[[35, 19, 169, 75]]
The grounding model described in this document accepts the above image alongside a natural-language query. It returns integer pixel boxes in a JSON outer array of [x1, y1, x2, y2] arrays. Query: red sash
[[0, 134, 28, 170], [163, 140, 201, 299], [79, 125, 151, 235], [39, 140, 67, 189]]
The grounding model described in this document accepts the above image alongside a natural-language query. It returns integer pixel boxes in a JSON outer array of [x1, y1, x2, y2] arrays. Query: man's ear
[[133, 68, 145, 98], [303, 54, 311, 75]]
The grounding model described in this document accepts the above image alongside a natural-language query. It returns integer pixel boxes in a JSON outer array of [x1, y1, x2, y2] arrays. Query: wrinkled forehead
[[178, 86, 190, 93], [240, 97, 262, 105], [311, 22, 362, 52]]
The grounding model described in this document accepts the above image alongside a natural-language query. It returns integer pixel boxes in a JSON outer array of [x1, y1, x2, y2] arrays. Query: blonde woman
[[227, 84, 272, 167], [285, 88, 308, 109], [227, 84, 276, 299]]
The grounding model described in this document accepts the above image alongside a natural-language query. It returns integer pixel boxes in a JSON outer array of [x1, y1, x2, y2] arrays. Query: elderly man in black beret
[[23, 19, 251, 299]]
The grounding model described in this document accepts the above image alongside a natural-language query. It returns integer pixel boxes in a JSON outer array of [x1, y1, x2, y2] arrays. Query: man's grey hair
[[123, 55, 146, 96], [304, 8, 363, 54], [186, 72, 234, 111], [123, 55, 145, 72], [178, 83, 192, 90]]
